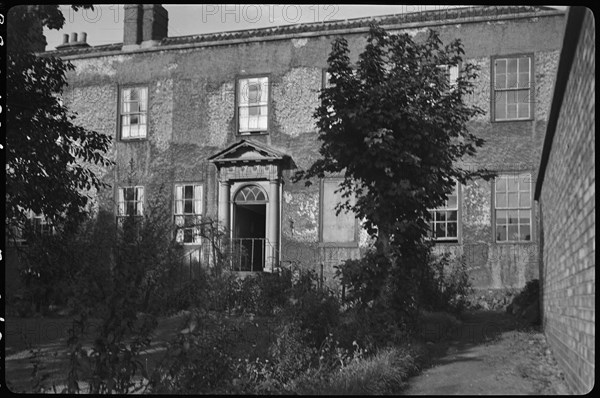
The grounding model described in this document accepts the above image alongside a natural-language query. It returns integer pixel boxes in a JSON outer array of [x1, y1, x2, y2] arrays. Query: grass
[[293, 345, 422, 395]]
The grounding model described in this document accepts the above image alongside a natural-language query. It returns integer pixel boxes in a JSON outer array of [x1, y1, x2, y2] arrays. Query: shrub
[[149, 312, 236, 394], [419, 252, 472, 315], [335, 250, 391, 309]]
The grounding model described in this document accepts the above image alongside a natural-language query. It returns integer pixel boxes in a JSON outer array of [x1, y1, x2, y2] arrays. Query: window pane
[[508, 58, 518, 74], [436, 223, 446, 238], [518, 102, 530, 119], [447, 222, 457, 238], [518, 72, 530, 88], [447, 193, 457, 209], [507, 177, 519, 191], [495, 91, 506, 119], [519, 210, 530, 224], [497, 225, 507, 241], [520, 225, 531, 241], [508, 210, 518, 224], [495, 59, 506, 74], [260, 77, 269, 104], [122, 88, 132, 102], [249, 114, 258, 129], [496, 73, 506, 89], [508, 225, 519, 240], [508, 192, 518, 207], [518, 58, 530, 73], [496, 193, 507, 208], [238, 79, 249, 105], [496, 210, 507, 224], [239, 117, 249, 131], [506, 90, 518, 105], [519, 193, 531, 208], [121, 125, 130, 139], [249, 105, 260, 117], [507, 72, 517, 89], [138, 88, 148, 111], [184, 186, 193, 199], [436, 211, 446, 222], [184, 200, 193, 214], [258, 114, 268, 130], [496, 177, 506, 193], [517, 89, 530, 104], [519, 175, 531, 191], [127, 201, 135, 216], [447, 210, 457, 221], [507, 104, 517, 119], [248, 83, 260, 103]]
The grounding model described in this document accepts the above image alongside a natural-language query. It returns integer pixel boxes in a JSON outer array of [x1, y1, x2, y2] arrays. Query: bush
[[335, 250, 391, 309], [150, 312, 236, 394], [419, 252, 472, 315]]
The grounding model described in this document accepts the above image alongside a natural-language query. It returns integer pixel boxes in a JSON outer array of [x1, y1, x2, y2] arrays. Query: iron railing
[[231, 238, 267, 272]]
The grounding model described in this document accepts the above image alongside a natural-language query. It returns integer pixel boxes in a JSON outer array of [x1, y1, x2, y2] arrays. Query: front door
[[232, 185, 267, 271]]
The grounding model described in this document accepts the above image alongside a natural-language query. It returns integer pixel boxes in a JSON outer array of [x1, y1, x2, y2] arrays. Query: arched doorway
[[232, 184, 268, 271]]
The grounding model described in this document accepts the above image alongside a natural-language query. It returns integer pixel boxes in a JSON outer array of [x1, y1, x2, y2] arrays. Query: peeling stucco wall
[[272, 67, 321, 137], [55, 12, 564, 289]]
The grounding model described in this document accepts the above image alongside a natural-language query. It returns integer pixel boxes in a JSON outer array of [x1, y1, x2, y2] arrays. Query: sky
[[44, 4, 472, 49]]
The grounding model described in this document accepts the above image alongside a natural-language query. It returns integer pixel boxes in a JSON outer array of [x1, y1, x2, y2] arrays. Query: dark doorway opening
[[233, 203, 266, 271]]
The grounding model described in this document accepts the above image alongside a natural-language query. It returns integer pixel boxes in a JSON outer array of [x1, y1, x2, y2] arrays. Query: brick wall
[[538, 9, 595, 394]]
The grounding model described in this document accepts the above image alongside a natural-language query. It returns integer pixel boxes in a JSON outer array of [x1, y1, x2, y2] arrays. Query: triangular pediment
[[209, 140, 285, 165]]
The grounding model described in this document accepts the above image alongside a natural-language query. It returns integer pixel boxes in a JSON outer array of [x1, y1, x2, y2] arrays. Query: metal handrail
[[231, 238, 267, 272]]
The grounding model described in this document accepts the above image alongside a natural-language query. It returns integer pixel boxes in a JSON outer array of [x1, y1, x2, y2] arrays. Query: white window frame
[[428, 182, 460, 241], [30, 213, 56, 237], [174, 183, 203, 244], [117, 186, 144, 217], [120, 86, 148, 139], [237, 76, 269, 134], [493, 55, 532, 121], [494, 173, 532, 242]]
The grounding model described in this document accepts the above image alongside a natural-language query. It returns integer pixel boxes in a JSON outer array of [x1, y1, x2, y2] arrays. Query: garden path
[[405, 311, 570, 395]]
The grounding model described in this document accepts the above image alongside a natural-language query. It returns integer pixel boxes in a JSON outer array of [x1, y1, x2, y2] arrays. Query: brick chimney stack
[[123, 4, 168, 50], [56, 31, 90, 50], [123, 4, 143, 46]]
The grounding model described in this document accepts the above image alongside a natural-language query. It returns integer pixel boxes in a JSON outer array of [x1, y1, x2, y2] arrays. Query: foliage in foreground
[[6, 5, 112, 236]]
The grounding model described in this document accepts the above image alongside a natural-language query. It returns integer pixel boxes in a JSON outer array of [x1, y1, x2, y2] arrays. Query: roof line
[[44, 6, 564, 58], [534, 7, 587, 200]]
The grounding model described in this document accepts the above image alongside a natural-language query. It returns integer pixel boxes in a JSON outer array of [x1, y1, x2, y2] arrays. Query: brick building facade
[[10, 6, 566, 291], [535, 7, 595, 394]]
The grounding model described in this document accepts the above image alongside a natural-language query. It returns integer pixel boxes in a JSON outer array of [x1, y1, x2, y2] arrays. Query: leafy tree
[[298, 24, 489, 253], [296, 24, 491, 323], [6, 5, 113, 235]]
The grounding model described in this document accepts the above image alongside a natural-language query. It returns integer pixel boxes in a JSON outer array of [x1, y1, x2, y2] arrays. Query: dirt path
[[406, 311, 571, 395]]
